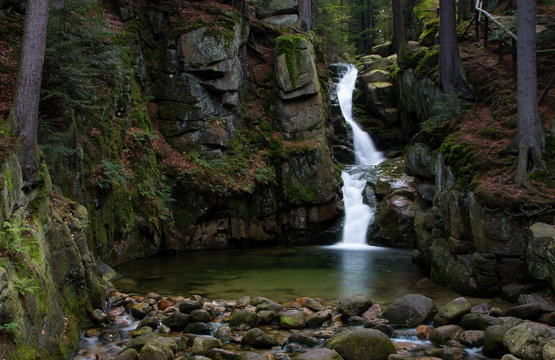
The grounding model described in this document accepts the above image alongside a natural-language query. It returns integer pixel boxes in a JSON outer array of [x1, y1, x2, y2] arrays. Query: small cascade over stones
[[334, 64, 384, 248]]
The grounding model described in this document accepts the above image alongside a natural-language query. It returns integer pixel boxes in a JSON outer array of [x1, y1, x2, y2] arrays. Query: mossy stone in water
[[278, 310, 308, 329], [229, 309, 260, 329], [326, 328, 395, 360], [433, 297, 472, 326]]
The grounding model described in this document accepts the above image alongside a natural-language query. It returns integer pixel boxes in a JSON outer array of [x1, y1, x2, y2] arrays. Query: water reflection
[[115, 245, 431, 304]]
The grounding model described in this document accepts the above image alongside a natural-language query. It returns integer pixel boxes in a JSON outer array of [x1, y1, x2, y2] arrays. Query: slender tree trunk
[[439, 0, 470, 96], [9, 0, 50, 185], [392, 0, 408, 67], [515, 0, 544, 185], [231, 0, 248, 17], [298, 0, 312, 32]]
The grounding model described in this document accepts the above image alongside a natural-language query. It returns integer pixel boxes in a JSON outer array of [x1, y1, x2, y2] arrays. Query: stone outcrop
[[408, 144, 552, 296]]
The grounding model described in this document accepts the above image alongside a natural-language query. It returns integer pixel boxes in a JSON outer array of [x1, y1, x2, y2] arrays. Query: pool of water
[[114, 244, 503, 306]]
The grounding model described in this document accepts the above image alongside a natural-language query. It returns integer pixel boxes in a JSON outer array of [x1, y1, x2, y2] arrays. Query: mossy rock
[[326, 328, 395, 360]]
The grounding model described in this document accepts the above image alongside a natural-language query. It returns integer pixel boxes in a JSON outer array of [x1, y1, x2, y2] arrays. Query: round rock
[[326, 328, 395, 360], [381, 294, 437, 328], [337, 295, 373, 317], [297, 348, 344, 360]]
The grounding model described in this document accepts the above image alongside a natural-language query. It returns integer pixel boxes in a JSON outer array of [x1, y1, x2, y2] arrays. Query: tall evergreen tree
[[515, 0, 544, 185], [9, 0, 50, 185], [439, 0, 470, 96]]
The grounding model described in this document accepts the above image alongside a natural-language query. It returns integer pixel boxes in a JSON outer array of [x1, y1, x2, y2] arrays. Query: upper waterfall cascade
[[336, 64, 384, 248]]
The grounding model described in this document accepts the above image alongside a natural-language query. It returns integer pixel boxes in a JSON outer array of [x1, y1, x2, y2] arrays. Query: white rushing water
[[336, 64, 384, 248]]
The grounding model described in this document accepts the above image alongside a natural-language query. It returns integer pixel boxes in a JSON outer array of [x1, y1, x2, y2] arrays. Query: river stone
[[459, 313, 504, 330], [381, 294, 437, 328], [179, 300, 201, 314], [483, 325, 510, 357], [458, 330, 485, 347], [115, 348, 138, 360], [429, 325, 464, 346], [127, 332, 156, 351], [138, 344, 167, 360], [296, 297, 325, 312], [131, 326, 153, 338], [433, 297, 472, 326], [326, 328, 395, 360], [239, 353, 266, 360], [150, 336, 177, 355], [91, 308, 109, 324], [131, 302, 151, 319], [241, 328, 279, 348], [138, 315, 160, 330], [237, 296, 251, 307], [230, 309, 259, 329], [307, 309, 332, 328], [287, 333, 318, 346], [192, 336, 222, 356], [296, 348, 344, 360], [425, 347, 467, 360], [278, 310, 308, 329], [206, 348, 240, 360], [503, 303, 549, 321], [258, 310, 276, 324], [252, 297, 285, 312], [190, 309, 212, 323], [544, 340, 555, 360], [185, 322, 211, 335], [503, 322, 555, 360], [337, 295, 373, 316], [162, 312, 190, 331]]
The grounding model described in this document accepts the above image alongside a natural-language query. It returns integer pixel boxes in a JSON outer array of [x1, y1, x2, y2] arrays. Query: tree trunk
[[392, 0, 408, 67], [439, 0, 470, 96], [298, 0, 312, 32], [231, 0, 248, 17], [9, 0, 50, 185], [515, 0, 544, 185]]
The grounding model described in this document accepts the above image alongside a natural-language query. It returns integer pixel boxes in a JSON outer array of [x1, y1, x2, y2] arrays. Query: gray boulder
[[381, 294, 437, 328], [326, 328, 395, 360], [241, 328, 279, 349], [192, 336, 222, 356], [459, 313, 504, 330], [278, 310, 308, 329], [433, 297, 472, 326], [504, 322, 555, 360], [162, 312, 190, 331], [229, 309, 259, 329], [483, 325, 510, 358], [296, 348, 344, 360], [337, 295, 373, 317]]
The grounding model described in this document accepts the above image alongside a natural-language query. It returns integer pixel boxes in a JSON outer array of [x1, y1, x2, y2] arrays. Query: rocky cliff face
[[0, 155, 103, 358], [36, 0, 340, 262], [355, 46, 554, 297]]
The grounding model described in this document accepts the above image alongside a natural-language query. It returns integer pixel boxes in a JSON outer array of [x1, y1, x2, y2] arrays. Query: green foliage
[[275, 35, 306, 89], [413, 45, 439, 80], [97, 160, 134, 190], [41, 0, 131, 125], [420, 90, 470, 132], [0, 322, 20, 339], [13, 277, 39, 296], [439, 135, 478, 190], [0, 220, 31, 257]]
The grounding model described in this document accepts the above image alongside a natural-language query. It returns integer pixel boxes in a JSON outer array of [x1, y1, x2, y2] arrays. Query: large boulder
[[527, 222, 555, 289], [296, 348, 344, 360], [192, 336, 222, 356], [229, 309, 259, 329], [433, 297, 472, 326], [503, 322, 555, 360], [337, 295, 373, 317], [278, 310, 308, 329], [483, 325, 510, 358], [381, 294, 437, 328], [459, 313, 504, 330], [326, 328, 395, 360], [241, 328, 279, 349], [429, 324, 464, 346]]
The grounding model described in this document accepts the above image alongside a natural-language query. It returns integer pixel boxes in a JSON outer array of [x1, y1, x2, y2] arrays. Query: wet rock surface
[[72, 291, 555, 360]]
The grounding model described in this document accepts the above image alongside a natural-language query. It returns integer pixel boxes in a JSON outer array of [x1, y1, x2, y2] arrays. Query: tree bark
[[9, 0, 50, 185], [515, 0, 544, 185], [298, 0, 312, 32], [231, 0, 248, 17], [392, 0, 408, 67], [439, 0, 470, 96]]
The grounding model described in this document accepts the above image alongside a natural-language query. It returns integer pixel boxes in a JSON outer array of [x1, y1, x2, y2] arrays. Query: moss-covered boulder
[[433, 297, 472, 326], [278, 310, 308, 329], [337, 294, 373, 317], [297, 348, 344, 360], [503, 322, 555, 360], [192, 336, 222, 356], [381, 294, 437, 328], [229, 309, 259, 329], [527, 222, 555, 290], [326, 328, 395, 360], [241, 328, 279, 349]]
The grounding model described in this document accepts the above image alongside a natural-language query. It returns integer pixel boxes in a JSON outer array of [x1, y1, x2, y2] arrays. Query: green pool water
[[114, 245, 503, 306]]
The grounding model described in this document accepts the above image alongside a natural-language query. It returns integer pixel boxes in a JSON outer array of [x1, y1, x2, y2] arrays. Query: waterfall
[[336, 64, 384, 248]]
